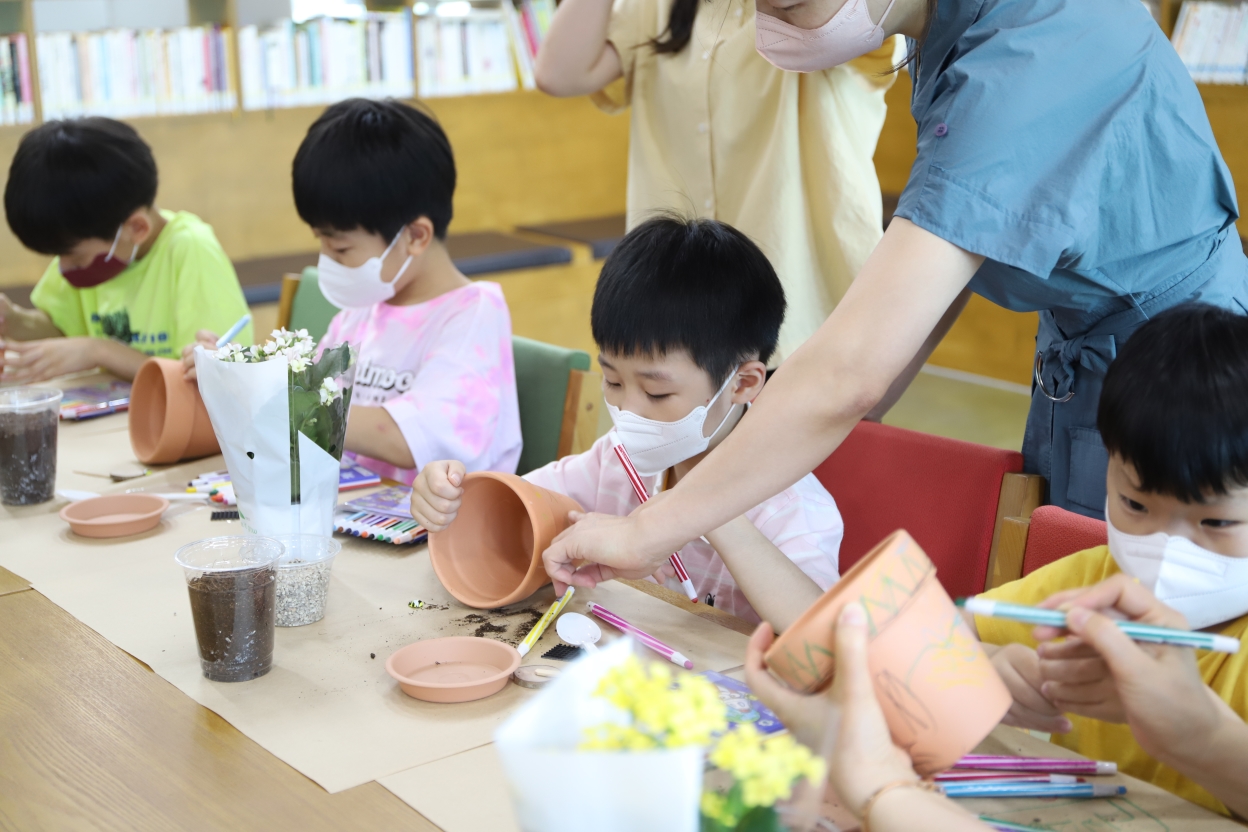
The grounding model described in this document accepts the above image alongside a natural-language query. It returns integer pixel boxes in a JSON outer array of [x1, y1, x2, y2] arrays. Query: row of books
[[1171, 0, 1248, 84], [0, 33, 33, 125], [238, 12, 414, 111], [415, 0, 554, 98], [36, 26, 237, 120]]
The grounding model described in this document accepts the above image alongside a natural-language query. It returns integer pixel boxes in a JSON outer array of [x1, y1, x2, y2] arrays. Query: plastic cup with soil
[[0, 386, 63, 506], [270, 534, 340, 627], [175, 536, 284, 682]]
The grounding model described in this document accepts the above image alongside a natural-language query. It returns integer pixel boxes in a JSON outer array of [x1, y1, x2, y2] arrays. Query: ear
[[403, 217, 438, 258], [731, 360, 768, 404], [123, 208, 154, 245]]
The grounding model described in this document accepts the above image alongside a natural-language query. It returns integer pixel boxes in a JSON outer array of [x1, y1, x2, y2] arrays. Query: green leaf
[[735, 807, 783, 832]]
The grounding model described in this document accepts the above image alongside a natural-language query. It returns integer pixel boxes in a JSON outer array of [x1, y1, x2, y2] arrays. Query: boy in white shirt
[[412, 216, 842, 624]]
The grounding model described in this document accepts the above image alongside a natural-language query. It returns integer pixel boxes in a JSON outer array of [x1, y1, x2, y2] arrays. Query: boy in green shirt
[[0, 117, 250, 382]]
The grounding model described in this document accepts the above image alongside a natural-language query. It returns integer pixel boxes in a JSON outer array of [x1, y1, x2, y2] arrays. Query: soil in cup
[[187, 566, 276, 681], [0, 406, 58, 505]]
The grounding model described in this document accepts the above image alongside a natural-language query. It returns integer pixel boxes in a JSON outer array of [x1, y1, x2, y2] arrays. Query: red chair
[[1018, 505, 1107, 577], [813, 421, 1044, 598]]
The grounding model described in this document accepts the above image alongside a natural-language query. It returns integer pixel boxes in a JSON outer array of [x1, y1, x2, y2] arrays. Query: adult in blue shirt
[[540, 0, 1248, 585]]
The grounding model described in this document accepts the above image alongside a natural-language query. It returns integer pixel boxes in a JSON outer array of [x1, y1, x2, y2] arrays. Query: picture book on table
[[339, 485, 413, 519], [59, 379, 131, 420], [700, 670, 785, 735]]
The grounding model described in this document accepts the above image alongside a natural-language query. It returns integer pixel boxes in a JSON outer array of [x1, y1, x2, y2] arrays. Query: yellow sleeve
[[590, 0, 651, 113], [28, 258, 88, 337], [843, 35, 903, 90], [975, 545, 1119, 649], [168, 225, 252, 353]]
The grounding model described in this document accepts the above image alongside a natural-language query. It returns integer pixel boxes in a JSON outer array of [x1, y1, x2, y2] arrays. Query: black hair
[[649, 0, 700, 54], [1098, 303, 1248, 503], [591, 215, 786, 385], [4, 118, 158, 256], [292, 98, 455, 241], [894, 0, 940, 72]]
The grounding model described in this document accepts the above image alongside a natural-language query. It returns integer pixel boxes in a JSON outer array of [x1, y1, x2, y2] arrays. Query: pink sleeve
[[315, 311, 349, 358], [381, 291, 517, 473], [750, 476, 844, 590], [522, 434, 612, 513]]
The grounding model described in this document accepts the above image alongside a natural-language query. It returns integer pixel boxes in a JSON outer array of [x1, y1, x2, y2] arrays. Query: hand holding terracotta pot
[[129, 358, 220, 465], [764, 530, 1012, 775], [428, 472, 583, 609]]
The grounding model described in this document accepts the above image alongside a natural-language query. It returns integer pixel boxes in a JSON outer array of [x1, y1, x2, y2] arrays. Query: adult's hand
[[542, 511, 665, 593], [1033, 575, 1248, 818]]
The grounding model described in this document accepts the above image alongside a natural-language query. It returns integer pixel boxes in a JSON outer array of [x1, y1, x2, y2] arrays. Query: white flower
[[318, 377, 340, 405], [289, 355, 310, 373]]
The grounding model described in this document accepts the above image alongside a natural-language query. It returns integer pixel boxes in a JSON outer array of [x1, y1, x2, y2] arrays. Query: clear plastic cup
[[0, 386, 63, 506], [175, 536, 284, 682], [270, 534, 340, 627]]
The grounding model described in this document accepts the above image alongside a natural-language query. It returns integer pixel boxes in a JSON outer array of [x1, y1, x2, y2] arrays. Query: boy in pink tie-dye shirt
[[184, 100, 521, 483], [411, 216, 842, 626]]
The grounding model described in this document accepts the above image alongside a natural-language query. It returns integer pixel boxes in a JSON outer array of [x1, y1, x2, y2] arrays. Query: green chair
[[512, 336, 596, 475], [276, 271, 606, 474]]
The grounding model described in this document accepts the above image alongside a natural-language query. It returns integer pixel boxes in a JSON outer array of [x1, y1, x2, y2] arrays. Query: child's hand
[[1035, 637, 1123, 723], [989, 642, 1073, 734], [410, 460, 467, 532], [181, 330, 220, 380], [1033, 575, 1221, 763], [1, 337, 98, 382]]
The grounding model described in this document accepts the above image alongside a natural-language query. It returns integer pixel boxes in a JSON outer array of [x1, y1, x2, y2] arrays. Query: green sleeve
[[28, 258, 88, 337], [168, 229, 253, 353]]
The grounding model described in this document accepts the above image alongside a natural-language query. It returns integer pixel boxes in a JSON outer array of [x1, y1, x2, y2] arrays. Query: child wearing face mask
[[187, 99, 521, 482], [0, 118, 250, 383], [966, 303, 1248, 816], [411, 215, 843, 625]]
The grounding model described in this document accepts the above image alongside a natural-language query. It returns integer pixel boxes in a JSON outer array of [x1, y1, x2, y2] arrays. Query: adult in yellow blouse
[[534, 0, 898, 360]]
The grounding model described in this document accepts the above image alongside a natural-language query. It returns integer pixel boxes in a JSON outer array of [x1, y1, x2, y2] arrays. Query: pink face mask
[[755, 0, 895, 73]]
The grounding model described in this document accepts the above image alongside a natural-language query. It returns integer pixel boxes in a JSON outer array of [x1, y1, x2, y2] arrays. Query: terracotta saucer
[[386, 637, 521, 703], [59, 494, 170, 538]]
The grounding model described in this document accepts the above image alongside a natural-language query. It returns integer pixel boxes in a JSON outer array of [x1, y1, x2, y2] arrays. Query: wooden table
[[1, 415, 1240, 830]]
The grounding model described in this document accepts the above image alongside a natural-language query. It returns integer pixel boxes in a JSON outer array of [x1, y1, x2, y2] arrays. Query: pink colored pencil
[[612, 443, 699, 603], [588, 602, 694, 669], [955, 755, 1117, 775], [935, 772, 1080, 784]]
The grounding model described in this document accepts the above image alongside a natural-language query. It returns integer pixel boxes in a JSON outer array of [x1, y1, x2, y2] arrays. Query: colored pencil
[[588, 602, 694, 669], [215, 313, 252, 348], [517, 587, 575, 657], [960, 597, 1241, 654], [936, 772, 1078, 784], [979, 817, 1051, 832], [941, 782, 1125, 799], [612, 443, 698, 603], [956, 755, 1116, 775]]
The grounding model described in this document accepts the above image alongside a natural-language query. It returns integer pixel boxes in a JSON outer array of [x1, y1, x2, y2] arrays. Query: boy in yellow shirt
[[971, 303, 1248, 817], [0, 117, 250, 382]]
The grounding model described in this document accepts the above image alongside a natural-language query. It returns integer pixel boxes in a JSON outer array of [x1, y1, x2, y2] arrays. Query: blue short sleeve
[[894, 0, 1238, 308]]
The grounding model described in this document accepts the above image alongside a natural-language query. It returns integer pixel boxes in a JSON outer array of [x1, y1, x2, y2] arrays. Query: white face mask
[[755, 0, 895, 73], [316, 230, 412, 309], [1107, 505, 1248, 630], [607, 370, 740, 477]]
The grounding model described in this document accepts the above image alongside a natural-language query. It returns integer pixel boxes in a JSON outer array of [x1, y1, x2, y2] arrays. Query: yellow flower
[[580, 656, 727, 751], [708, 724, 827, 808]]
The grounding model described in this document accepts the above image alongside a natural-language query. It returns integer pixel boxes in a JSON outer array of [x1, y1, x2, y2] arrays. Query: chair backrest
[[288, 267, 340, 343], [813, 421, 1023, 599], [1022, 505, 1107, 576], [512, 336, 591, 475]]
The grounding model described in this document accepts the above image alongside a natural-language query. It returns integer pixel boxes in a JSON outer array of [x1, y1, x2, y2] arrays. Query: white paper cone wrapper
[[495, 639, 704, 832]]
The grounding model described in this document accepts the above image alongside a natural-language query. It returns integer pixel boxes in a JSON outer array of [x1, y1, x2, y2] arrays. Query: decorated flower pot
[[429, 471, 583, 608], [129, 358, 219, 465], [764, 530, 1011, 775]]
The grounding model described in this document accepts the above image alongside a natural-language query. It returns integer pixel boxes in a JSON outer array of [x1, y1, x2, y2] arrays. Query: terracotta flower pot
[[765, 530, 1012, 775], [429, 472, 583, 609], [128, 358, 220, 465]]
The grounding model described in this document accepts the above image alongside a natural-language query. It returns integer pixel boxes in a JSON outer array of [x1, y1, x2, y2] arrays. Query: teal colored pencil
[[215, 313, 251, 348], [942, 782, 1124, 798], [979, 817, 1050, 832], [960, 597, 1240, 654]]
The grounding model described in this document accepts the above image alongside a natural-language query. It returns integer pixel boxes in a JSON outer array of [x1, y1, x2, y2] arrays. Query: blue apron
[[892, 0, 1248, 518]]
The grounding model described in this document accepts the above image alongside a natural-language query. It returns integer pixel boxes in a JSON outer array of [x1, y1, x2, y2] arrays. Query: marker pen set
[[334, 510, 427, 545]]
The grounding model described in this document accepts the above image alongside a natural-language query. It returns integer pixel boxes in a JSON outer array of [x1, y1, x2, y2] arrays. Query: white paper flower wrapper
[[495, 638, 704, 832], [194, 346, 342, 536]]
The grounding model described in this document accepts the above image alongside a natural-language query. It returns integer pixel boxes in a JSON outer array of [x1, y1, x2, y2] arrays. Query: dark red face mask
[[60, 229, 136, 289]]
